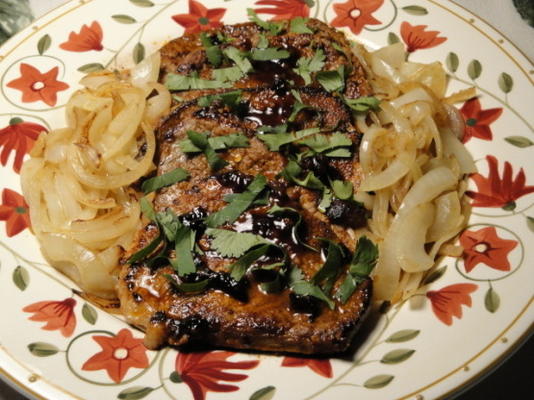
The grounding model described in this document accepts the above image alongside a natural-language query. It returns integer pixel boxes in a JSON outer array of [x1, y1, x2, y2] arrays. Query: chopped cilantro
[[186, 131, 228, 171], [316, 65, 345, 92], [205, 228, 270, 258], [311, 239, 346, 294], [165, 275, 210, 293], [197, 90, 242, 108], [294, 49, 326, 85], [257, 124, 288, 134], [257, 127, 320, 151], [318, 188, 333, 212], [250, 48, 290, 61], [206, 175, 268, 228], [180, 133, 249, 153], [268, 205, 317, 251], [127, 232, 163, 264], [139, 196, 156, 221], [156, 209, 181, 242], [165, 73, 232, 91], [290, 17, 314, 34], [344, 96, 381, 112], [223, 47, 253, 74], [291, 281, 335, 309], [247, 9, 285, 35], [200, 33, 222, 67], [280, 160, 325, 190], [331, 180, 353, 200], [257, 34, 269, 49], [212, 67, 245, 83], [141, 168, 189, 194], [170, 224, 196, 276], [298, 132, 352, 156], [230, 244, 273, 281]]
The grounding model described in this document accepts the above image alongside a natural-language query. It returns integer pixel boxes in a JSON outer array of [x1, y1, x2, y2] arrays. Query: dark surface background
[[1, 335, 532, 400]]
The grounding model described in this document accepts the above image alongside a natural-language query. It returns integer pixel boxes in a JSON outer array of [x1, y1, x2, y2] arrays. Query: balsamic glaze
[[215, 171, 253, 193], [289, 293, 321, 318], [325, 199, 367, 229], [179, 207, 208, 232], [180, 270, 249, 302]]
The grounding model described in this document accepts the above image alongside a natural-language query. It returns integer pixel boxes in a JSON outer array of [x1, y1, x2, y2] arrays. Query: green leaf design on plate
[[504, 136, 533, 148], [169, 371, 182, 383], [467, 59, 482, 80], [402, 5, 428, 15], [13, 265, 29, 291], [28, 342, 59, 357], [117, 386, 154, 400], [446, 52, 459, 73], [37, 34, 51, 55], [527, 216, 534, 233], [129, 0, 154, 7], [381, 349, 415, 364], [385, 329, 420, 343], [112, 15, 137, 24], [364, 374, 394, 389], [498, 72, 514, 93], [82, 303, 98, 325], [133, 43, 145, 64], [485, 287, 500, 313], [250, 386, 276, 400], [388, 32, 400, 45], [423, 265, 447, 285], [77, 63, 105, 73]]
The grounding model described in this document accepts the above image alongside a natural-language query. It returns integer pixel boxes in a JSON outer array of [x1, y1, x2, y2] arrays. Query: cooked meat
[[118, 17, 374, 354]]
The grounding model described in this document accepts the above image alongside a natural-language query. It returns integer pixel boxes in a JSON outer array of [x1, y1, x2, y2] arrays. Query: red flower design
[[22, 298, 76, 337], [82, 329, 149, 383], [331, 0, 384, 35], [172, 0, 226, 34], [254, 0, 311, 21], [0, 189, 31, 237], [426, 283, 478, 325], [281, 357, 333, 378], [400, 21, 447, 53], [467, 155, 534, 209], [460, 98, 503, 143], [175, 351, 259, 400], [7, 63, 69, 107], [460, 226, 518, 273], [59, 21, 104, 52], [0, 118, 47, 173]]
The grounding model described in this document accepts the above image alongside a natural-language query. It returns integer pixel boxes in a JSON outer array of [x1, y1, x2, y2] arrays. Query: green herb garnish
[[180, 133, 249, 153], [165, 72, 232, 91], [197, 90, 243, 108], [205, 228, 270, 258], [247, 9, 284, 35], [344, 96, 381, 112], [293, 49, 325, 85], [268, 205, 318, 252], [206, 175, 268, 227], [212, 67, 245, 83], [258, 127, 320, 151], [311, 239, 346, 294], [223, 47, 253, 74], [142, 168, 189, 194], [186, 131, 229, 171], [257, 34, 269, 49], [280, 160, 324, 190], [170, 225, 196, 276], [335, 236, 378, 303], [250, 48, 290, 61], [200, 33, 222, 67], [229, 244, 273, 281], [316, 65, 345, 92], [140, 196, 156, 221], [165, 274, 210, 293], [291, 281, 335, 309], [330, 180, 354, 200], [290, 17, 314, 34], [298, 132, 352, 156], [127, 232, 163, 264], [318, 188, 333, 212]]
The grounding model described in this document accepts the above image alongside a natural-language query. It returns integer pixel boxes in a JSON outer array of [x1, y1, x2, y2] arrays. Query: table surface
[[0, 0, 532, 399]]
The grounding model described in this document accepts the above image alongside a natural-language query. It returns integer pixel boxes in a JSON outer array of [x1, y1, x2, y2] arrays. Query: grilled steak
[[118, 17, 375, 354]]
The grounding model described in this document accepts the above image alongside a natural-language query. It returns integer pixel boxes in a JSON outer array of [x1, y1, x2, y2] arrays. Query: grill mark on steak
[[118, 18, 374, 354]]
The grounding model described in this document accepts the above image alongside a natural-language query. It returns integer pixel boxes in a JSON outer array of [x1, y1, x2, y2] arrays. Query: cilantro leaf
[[186, 131, 228, 171], [257, 34, 269, 49], [165, 275, 210, 293], [142, 168, 189, 194], [230, 244, 273, 281], [291, 281, 335, 309], [280, 160, 325, 190], [344, 96, 381, 112], [212, 67, 245, 83], [335, 236, 378, 303], [331, 180, 353, 200], [247, 9, 284, 35], [250, 48, 290, 61], [165, 73, 232, 91], [316, 66, 345, 92], [223, 47, 253, 74], [180, 133, 249, 153], [290, 17, 314, 34], [140, 196, 156, 221], [298, 132, 352, 155], [318, 188, 333, 212], [127, 232, 163, 264], [200, 33, 222, 67], [294, 49, 325, 85], [257, 124, 288, 134], [205, 228, 270, 258], [311, 239, 346, 292], [197, 90, 242, 108], [156, 209, 181, 242], [170, 225, 196, 276], [350, 236, 378, 277], [257, 127, 320, 151], [206, 175, 268, 227], [268, 205, 318, 251]]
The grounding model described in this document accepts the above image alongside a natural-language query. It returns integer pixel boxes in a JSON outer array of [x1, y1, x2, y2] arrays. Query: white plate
[[0, 1, 532, 399]]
